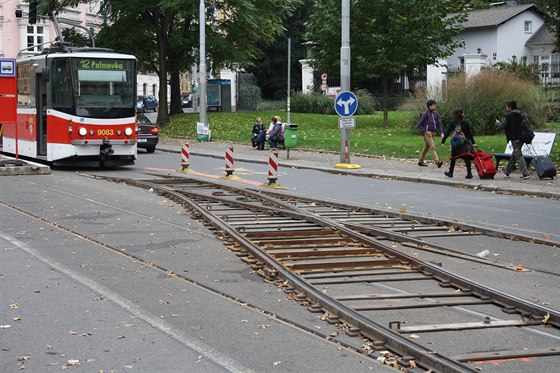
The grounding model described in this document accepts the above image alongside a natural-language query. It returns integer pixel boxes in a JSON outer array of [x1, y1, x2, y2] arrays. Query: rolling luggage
[[473, 149, 497, 179], [528, 145, 556, 180]]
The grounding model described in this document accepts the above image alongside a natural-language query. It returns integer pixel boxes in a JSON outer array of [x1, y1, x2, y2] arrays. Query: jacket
[[442, 119, 476, 145], [418, 110, 443, 134], [497, 109, 523, 142]]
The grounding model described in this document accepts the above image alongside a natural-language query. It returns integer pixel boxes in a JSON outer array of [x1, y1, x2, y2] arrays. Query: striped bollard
[[268, 148, 279, 184], [180, 142, 190, 171], [225, 145, 235, 177], [344, 138, 350, 163]]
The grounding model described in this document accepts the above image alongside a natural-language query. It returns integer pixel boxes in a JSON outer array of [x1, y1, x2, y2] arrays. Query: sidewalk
[[159, 138, 560, 199]]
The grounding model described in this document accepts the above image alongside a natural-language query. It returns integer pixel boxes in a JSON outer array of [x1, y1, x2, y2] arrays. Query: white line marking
[[0, 231, 253, 373]]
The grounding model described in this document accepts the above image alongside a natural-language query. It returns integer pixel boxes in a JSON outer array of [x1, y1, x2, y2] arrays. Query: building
[[428, 2, 558, 96], [0, 1, 166, 101]]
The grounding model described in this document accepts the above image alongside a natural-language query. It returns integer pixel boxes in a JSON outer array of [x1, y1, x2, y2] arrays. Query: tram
[[2, 32, 138, 167]]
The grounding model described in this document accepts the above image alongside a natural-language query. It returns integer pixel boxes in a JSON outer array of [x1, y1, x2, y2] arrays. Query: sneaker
[[436, 161, 443, 168], [465, 173, 473, 179], [418, 161, 428, 167], [444, 171, 453, 178], [520, 174, 531, 179], [500, 168, 509, 178]]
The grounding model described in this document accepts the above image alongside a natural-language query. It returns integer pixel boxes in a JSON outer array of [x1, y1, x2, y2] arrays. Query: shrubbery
[[290, 91, 378, 115], [422, 71, 553, 135]]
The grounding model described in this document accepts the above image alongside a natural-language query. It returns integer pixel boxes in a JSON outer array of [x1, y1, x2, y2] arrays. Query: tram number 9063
[[97, 129, 114, 136]]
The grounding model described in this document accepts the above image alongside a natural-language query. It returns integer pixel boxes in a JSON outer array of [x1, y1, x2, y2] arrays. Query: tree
[[247, 0, 314, 100], [41, 0, 301, 125], [306, 0, 469, 127]]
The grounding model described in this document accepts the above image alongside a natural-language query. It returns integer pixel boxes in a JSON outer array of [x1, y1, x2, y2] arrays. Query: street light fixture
[[512, 55, 517, 62], [477, 48, 481, 54]]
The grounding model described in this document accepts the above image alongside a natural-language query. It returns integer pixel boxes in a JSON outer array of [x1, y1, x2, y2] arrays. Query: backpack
[[519, 114, 534, 144]]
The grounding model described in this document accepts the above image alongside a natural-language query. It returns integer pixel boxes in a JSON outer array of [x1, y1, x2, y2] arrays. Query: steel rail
[[124, 179, 476, 373], [93, 175, 560, 372]]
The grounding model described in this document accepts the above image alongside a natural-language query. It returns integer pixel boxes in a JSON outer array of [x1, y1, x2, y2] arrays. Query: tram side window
[[17, 64, 33, 107], [52, 59, 73, 112]]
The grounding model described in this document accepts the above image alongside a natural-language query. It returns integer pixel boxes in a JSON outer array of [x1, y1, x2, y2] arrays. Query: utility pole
[[199, 0, 208, 130], [340, 0, 351, 163]]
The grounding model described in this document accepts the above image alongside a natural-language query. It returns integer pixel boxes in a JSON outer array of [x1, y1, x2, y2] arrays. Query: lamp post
[[477, 47, 481, 54], [512, 55, 517, 63]]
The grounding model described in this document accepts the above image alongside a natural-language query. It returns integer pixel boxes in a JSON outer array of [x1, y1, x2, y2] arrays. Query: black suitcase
[[528, 145, 556, 179], [531, 155, 557, 179]]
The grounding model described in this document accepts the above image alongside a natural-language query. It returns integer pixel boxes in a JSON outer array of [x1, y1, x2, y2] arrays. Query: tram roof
[[18, 48, 136, 62]]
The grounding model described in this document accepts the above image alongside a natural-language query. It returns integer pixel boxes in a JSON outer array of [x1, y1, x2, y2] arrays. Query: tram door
[[36, 73, 47, 156]]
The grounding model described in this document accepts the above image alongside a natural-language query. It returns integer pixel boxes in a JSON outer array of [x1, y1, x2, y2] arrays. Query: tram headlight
[[124, 127, 133, 136], [78, 127, 87, 136]]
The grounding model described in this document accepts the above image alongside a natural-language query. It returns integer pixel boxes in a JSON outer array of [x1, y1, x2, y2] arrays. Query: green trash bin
[[284, 124, 298, 148]]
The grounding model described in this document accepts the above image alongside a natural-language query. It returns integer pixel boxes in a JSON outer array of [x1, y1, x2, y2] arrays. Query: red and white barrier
[[180, 142, 190, 170], [268, 148, 279, 184], [225, 145, 235, 177]]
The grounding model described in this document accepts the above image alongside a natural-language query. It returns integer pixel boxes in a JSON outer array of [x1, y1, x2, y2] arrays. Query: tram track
[[83, 173, 560, 373], [0, 198, 377, 368]]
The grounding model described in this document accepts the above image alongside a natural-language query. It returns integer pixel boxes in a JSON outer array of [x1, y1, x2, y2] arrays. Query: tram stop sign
[[0, 59, 17, 124], [334, 91, 358, 117]]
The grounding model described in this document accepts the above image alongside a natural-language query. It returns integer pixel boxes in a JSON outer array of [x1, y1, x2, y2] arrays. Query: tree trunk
[[169, 69, 183, 115], [155, 14, 170, 126], [382, 76, 389, 127]]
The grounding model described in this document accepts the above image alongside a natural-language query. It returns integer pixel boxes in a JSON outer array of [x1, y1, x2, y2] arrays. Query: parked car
[[136, 95, 158, 113], [181, 93, 192, 108], [136, 114, 159, 153]]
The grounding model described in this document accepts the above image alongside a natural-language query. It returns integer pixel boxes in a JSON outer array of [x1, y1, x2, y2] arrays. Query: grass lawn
[[162, 110, 559, 163]]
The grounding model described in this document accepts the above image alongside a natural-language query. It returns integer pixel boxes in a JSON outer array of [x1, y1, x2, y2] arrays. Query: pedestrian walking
[[495, 100, 530, 179], [442, 108, 476, 179], [417, 99, 444, 168]]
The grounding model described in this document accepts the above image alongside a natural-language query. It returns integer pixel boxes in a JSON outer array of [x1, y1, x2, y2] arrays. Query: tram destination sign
[[79, 59, 125, 70]]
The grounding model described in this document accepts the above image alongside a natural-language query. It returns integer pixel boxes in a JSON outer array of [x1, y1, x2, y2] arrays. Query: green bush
[[434, 71, 552, 135], [291, 92, 336, 114], [290, 91, 377, 115]]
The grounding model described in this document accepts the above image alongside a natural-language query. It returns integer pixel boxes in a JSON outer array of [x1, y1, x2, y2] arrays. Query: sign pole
[[340, 0, 351, 163], [197, 0, 209, 141]]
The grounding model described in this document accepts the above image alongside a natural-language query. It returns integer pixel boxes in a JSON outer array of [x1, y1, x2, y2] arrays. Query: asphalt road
[[1, 146, 559, 372]]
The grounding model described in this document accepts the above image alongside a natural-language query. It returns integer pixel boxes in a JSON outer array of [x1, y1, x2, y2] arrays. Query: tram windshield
[[51, 57, 135, 118]]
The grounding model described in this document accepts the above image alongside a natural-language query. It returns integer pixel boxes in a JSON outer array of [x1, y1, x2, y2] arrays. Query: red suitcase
[[473, 150, 497, 179]]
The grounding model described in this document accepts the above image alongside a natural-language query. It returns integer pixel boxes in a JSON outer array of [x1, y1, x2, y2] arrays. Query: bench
[[491, 132, 556, 168]]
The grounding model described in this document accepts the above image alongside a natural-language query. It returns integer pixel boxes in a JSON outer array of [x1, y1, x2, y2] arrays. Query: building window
[[27, 25, 45, 52], [524, 21, 532, 33]]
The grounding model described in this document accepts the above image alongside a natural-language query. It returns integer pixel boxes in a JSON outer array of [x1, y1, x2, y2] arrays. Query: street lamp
[[477, 47, 481, 54], [512, 55, 517, 63]]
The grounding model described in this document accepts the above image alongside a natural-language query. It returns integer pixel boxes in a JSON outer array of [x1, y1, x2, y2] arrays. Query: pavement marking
[[0, 231, 254, 373]]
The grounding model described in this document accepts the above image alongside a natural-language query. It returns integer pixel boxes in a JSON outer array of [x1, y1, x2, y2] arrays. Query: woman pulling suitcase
[[441, 108, 476, 179]]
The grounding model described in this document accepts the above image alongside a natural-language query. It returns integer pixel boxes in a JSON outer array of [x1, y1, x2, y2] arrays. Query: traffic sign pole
[[335, 91, 357, 163], [340, 0, 351, 163]]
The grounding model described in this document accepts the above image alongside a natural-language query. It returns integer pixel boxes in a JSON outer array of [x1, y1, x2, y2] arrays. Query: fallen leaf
[[409, 334, 420, 339], [273, 361, 282, 366], [66, 359, 80, 366], [9, 303, 19, 309], [0, 325, 12, 329]]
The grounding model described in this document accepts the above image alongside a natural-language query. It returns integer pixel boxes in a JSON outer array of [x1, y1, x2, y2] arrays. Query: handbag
[[450, 130, 465, 149]]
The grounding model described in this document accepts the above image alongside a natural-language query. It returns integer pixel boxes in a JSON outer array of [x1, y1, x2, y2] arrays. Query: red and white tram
[[3, 44, 138, 167]]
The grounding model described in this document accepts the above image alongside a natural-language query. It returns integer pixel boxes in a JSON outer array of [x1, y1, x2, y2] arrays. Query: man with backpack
[[495, 100, 531, 179]]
